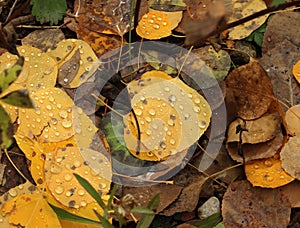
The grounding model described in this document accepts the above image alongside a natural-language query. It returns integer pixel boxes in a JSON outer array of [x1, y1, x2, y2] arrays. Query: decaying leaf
[[280, 135, 300, 180], [222, 180, 291, 227], [227, 0, 268, 40], [260, 39, 300, 111], [148, 0, 186, 11], [123, 70, 211, 161], [47, 39, 98, 88], [192, 45, 231, 81], [136, 11, 172, 39], [227, 112, 281, 144], [279, 181, 300, 208], [245, 155, 294, 188], [74, 0, 132, 36], [225, 61, 274, 120], [285, 104, 300, 136], [293, 59, 300, 84]]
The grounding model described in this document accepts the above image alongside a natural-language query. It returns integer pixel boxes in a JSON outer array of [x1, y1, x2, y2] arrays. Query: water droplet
[[145, 117, 151, 122], [59, 110, 68, 119], [279, 175, 285, 179], [146, 129, 152, 135], [254, 165, 259, 169], [164, 87, 170, 92], [167, 119, 174, 126], [194, 98, 201, 104], [78, 189, 85, 196], [153, 24, 160, 29], [20, 48, 25, 53], [62, 120, 72, 128], [157, 17, 162, 21], [55, 186, 64, 194], [64, 174, 72, 181], [140, 96, 145, 101], [264, 160, 273, 167], [148, 109, 156, 115], [199, 121, 206, 129], [81, 200, 87, 207], [50, 164, 62, 174], [74, 160, 81, 168], [46, 105, 52, 110], [267, 176, 274, 182], [99, 183, 106, 189], [57, 104, 62, 109], [168, 95, 176, 103], [151, 123, 158, 129], [148, 19, 154, 23], [162, 21, 167, 26], [49, 112, 54, 117], [8, 189, 17, 197], [75, 127, 82, 134], [170, 139, 175, 145], [51, 118, 58, 124], [65, 190, 73, 197], [194, 106, 201, 113], [179, 105, 184, 110], [135, 108, 142, 116], [162, 103, 166, 107]]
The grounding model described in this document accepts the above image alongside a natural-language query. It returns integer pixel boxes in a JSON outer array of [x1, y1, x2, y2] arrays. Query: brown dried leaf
[[280, 135, 300, 180], [279, 181, 300, 208], [222, 180, 291, 227], [225, 61, 274, 120], [227, 112, 281, 144], [227, 132, 283, 162], [260, 39, 300, 111], [285, 104, 300, 136]]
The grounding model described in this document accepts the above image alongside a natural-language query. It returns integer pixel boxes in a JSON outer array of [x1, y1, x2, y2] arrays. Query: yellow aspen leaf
[[136, 12, 172, 39], [47, 39, 98, 88], [17, 87, 75, 142], [149, 9, 182, 30], [1, 194, 61, 228], [292, 59, 300, 83], [245, 156, 294, 188], [60, 220, 101, 228], [227, 0, 268, 40], [1, 46, 57, 97], [44, 146, 112, 208], [123, 70, 211, 161]]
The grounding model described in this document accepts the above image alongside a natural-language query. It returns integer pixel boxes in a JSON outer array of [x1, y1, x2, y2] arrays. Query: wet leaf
[[292, 59, 300, 84], [227, 112, 281, 144], [245, 156, 294, 188], [47, 39, 98, 88], [1, 194, 61, 228], [74, 0, 132, 36], [222, 180, 291, 227], [0, 90, 33, 108], [149, 9, 182, 30], [123, 70, 211, 161], [0, 105, 13, 149], [280, 135, 300, 180], [136, 11, 172, 39], [285, 104, 300, 136], [225, 61, 274, 120], [0, 56, 23, 94], [227, 0, 268, 40]]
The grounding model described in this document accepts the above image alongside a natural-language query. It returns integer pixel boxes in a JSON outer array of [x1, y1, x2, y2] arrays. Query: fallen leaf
[[21, 29, 65, 52], [136, 11, 172, 39], [262, 12, 300, 54], [44, 146, 112, 208], [227, 112, 281, 144], [227, 0, 268, 40], [1, 194, 61, 228], [285, 104, 300, 136], [149, 9, 182, 30], [74, 0, 132, 36], [192, 45, 231, 81], [222, 180, 291, 227], [293, 59, 300, 84], [0, 105, 13, 149], [148, 0, 186, 11], [227, 132, 283, 162], [47, 39, 98, 88], [279, 181, 300, 208], [245, 156, 294, 188], [225, 61, 274, 120], [123, 70, 211, 161], [280, 135, 300, 180], [260, 39, 300, 111]]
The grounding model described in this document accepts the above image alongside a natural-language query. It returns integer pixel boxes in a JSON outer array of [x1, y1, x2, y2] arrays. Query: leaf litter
[[1, 2, 300, 227]]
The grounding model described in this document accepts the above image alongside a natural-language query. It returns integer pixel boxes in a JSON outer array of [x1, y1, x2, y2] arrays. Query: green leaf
[[215, 221, 225, 228], [131, 206, 155, 215], [270, 0, 285, 7], [73, 173, 107, 211], [187, 212, 221, 227], [0, 90, 34, 108], [0, 105, 13, 149], [93, 209, 114, 228], [49, 204, 101, 226], [136, 194, 160, 228], [0, 56, 24, 94], [107, 184, 117, 209], [30, 0, 67, 25]]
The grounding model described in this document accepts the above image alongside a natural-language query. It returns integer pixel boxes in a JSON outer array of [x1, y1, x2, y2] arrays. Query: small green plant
[[51, 173, 160, 227], [30, 0, 67, 25]]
